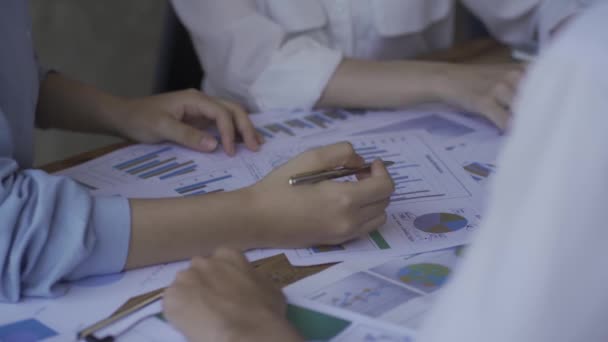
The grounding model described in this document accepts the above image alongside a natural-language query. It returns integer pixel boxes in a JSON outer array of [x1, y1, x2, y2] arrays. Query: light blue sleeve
[[0, 124, 131, 302]]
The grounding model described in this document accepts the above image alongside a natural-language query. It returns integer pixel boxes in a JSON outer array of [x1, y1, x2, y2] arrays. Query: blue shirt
[[0, 0, 130, 302]]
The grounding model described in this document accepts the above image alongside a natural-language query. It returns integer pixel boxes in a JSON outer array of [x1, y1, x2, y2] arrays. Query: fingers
[[156, 115, 220, 152], [478, 99, 511, 131], [296, 142, 365, 171], [493, 69, 524, 110], [217, 99, 261, 152], [492, 82, 515, 110], [180, 89, 262, 156], [212, 247, 250, 270], [174, 90, 235, 155], [206, 106, 237, 156], [187, 253, 249, 293], [355, 199, 390, 223], [342, 159, 395, 204], [505, 69, 524, 89]]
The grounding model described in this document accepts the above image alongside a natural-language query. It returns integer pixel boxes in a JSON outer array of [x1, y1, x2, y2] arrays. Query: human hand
[[249, 142, 395, 248], [117, 89, 262, 156], [163, 249, 302, 342], [438, 63, 525, 130]]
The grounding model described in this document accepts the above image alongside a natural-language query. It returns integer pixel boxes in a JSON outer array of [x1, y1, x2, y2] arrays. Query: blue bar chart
[[112, 146, 198, 181], [353, 141, 447, 203], [253, 110, 368, 139], [174, 173, 232, 196], [264, 123, 296, 137], [164, 166, 256, 198]]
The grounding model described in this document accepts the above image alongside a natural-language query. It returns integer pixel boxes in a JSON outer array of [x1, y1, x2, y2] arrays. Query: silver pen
[[289, 161, 395, 186]]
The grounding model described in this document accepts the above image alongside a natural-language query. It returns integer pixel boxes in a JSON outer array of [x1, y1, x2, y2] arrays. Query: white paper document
[[55, 109, 494, 194], [0, 255, 426, 342], [52, 109, 494, 268], [92, 130, 482, 266], [58, 129, 483, 266], [284, 132, 482, 265], [105, 296, 417, 342], [247, 107, 495, 144], [0, 261, 189, 342], [285, 247, 466, 330], [444, 133, 505, 187]]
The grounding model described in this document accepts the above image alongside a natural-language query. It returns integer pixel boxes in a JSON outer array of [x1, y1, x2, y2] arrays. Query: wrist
[[425, 62, 466, 106], [108, 96, 138, 138], [389, 61, 453, 106], [235, 185, 277, 249]]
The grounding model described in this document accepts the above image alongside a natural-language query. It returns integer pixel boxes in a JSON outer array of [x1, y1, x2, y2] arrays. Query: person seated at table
[[171, 0, 593, 130], [0, 0, 394, 303], [162, 3, 608, 341]]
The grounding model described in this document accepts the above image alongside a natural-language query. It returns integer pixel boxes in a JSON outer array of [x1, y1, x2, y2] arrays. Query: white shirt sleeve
[[462, 0, 594, 49], [170, 0, 342, 112], [538, 0, 599, 45], [419, 3, 608, 341], [461, 0, 539, 48]]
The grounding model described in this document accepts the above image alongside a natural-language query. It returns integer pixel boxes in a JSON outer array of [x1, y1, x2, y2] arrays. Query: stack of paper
[[0, 107, 505, 341]]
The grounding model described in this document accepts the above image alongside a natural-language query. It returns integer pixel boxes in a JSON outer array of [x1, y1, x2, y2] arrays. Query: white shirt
[[172, 0, 590, 112], [419, 2, 608, 341]]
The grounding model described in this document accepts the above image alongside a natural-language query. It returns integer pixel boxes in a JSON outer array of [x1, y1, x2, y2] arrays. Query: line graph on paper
[[306, 272, 420, 318]]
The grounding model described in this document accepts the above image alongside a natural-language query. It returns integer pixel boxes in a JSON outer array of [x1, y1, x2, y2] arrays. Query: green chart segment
[[369, 231, 391, 249], [413, 213, 468, 234], [287, 304, 351, 341]]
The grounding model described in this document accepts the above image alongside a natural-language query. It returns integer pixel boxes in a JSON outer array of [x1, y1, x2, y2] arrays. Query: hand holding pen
[[248, 142, 395, 248]]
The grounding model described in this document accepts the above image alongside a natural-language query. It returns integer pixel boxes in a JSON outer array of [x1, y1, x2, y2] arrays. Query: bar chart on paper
[[56, 144, 205, 191], [112, 146, 200, 180], [170, 169, 248, 197], [286, 132, 483, 265], [254, 109, 368, 141], [350, 135, 472, 204], [105, 165, 257, 199]]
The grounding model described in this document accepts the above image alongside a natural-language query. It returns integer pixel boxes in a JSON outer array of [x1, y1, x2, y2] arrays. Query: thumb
[[156, 115, 219, 152]]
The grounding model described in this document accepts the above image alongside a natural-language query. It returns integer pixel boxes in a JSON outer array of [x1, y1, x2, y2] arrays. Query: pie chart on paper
[[398, 263, 450, 292], [413, 213, 468, 234]]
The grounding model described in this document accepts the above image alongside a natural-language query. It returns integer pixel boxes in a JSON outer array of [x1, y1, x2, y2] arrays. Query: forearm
[[36, 73, 126, 135], [125, 188, 263, 269], [317, 58, 450, 109]]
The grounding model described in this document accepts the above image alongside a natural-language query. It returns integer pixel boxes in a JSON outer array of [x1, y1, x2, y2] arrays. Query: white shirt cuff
[[249, 39, 343, 111]]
